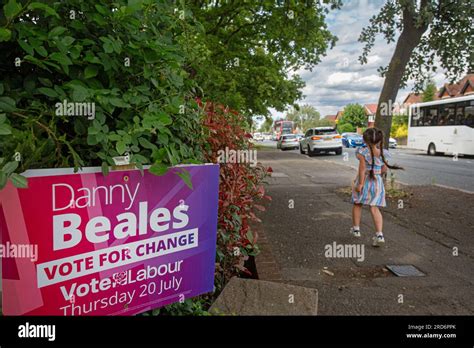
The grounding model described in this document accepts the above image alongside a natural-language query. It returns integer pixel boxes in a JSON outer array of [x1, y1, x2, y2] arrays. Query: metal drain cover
[[386, 264, 425, 277]]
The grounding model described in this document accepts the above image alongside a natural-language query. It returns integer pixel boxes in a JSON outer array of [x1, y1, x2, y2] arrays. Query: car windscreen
[[314, 129, 337, 135], [282, 135, 296, 139]]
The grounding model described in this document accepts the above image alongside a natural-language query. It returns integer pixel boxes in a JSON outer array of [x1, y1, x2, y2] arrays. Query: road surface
[[257, 140, 474, 193]]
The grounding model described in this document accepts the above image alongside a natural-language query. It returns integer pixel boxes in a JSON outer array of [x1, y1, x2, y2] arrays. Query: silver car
[[299, 127, 343, 156], [277, 134, 299, 150], [389, 137, 397, 148]]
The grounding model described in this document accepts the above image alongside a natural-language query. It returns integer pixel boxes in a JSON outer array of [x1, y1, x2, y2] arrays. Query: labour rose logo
[[112, 271, 127, 285]]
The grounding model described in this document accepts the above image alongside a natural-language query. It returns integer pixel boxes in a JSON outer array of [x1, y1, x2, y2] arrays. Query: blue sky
[[268, 0, 447, 120]]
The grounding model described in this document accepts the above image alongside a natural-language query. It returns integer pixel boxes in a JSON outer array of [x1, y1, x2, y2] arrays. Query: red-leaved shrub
[[201, 101, 271, 291]]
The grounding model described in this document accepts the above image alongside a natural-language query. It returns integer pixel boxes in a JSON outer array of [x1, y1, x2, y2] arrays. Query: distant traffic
[[252, 125, 398, 156], [253, 95, 474, 158]]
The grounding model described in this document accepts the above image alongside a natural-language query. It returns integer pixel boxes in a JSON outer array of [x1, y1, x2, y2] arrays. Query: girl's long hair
[[363, 128, 403, 179]]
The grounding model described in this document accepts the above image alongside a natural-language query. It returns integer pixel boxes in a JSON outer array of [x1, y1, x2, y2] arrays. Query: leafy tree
[[313, 118, 334, 128], [287, 104, 320, 130], [0, 0, 204, 188], [258, 117, 273, 133], [337, 123, 355, 133], [392, 114, 408, 127], [359, 0, 473, 148], [187, 0, 341, 117], [341, 104, 367, 128], [422, 80, 437, 102]]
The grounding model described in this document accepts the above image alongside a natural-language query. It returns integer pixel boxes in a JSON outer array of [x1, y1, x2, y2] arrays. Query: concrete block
[[209, 277, 318, 315]]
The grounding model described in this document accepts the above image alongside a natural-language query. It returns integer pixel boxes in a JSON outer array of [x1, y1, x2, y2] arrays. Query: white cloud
[[327, 72, 359, 85]]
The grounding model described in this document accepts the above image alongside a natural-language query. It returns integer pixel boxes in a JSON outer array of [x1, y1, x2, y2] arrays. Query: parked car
[[277, 134, 299, 150], [341, 132, 365, 148], [253, 132, 264, 141], [300, 127, 343, 156], [389, 137, 398, 148]]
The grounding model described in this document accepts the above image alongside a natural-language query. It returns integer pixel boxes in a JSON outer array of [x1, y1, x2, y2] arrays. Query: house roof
[[438, 73, 474, 98], [324, 115, 337, 121], [460, 74, 474, 95], [403, 92, 424, 105], [364, 104, 378, 115], [439, 83, 460, 98]]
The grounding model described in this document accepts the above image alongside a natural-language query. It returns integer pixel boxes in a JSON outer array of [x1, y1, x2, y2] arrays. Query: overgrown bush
[[390, 115, 408, 139], [392, 123, 408, 138]]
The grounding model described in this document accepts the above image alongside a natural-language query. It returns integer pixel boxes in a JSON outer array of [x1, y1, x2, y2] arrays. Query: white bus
[[408, 95, 474, 156]]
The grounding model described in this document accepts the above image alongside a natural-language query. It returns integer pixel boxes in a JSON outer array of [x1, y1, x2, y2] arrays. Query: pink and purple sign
[[0, 164, 219, 315]]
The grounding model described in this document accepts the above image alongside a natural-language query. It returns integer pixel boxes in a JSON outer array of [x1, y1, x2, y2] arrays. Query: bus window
[[439, 105, 447, 126], [465, 103, 474, 127], [411, 107, 422, 126], [455, 103, 465, 125], [424, 107, 438, 126], [282, 125, 293, 134], [440, 104, 455, 126]]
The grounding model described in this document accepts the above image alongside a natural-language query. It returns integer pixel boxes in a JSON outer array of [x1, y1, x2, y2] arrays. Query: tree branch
[[13, 112, 62, 157]]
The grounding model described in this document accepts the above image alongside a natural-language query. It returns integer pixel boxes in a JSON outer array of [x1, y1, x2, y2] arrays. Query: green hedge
[[0, 0, 204, 189]]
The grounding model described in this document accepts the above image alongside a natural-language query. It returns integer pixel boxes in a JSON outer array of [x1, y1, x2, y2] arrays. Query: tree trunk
[[375, 9, 428, 149]]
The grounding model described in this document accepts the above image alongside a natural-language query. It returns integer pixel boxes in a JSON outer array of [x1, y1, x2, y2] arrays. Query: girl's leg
[[352, 203, 362, 228], [369, 206, 383, 233]]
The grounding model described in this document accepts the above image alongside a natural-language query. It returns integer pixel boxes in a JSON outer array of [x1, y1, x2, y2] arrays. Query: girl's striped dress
[[351, 147, 390, 207]]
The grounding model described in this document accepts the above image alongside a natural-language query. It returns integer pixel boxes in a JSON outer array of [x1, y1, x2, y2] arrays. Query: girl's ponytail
[[369, 145, 375, 179], [362, 128, 378, 179], [378, 130, 403, 170]]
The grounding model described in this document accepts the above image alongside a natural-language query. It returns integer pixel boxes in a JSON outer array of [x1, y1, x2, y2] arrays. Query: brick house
[[364, 104, 377, 126], [323, 114, 337, 122], [403, 92, 432, 106], [323, 112, 344, 124]]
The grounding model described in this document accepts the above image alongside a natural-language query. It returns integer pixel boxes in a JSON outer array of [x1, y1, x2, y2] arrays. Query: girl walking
[[350, 128, 403, 246]]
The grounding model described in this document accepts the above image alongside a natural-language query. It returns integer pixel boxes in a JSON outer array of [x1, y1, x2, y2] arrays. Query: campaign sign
[[0, 164, 219, 315]]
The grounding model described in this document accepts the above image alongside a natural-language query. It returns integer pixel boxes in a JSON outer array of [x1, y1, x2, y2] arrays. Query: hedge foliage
[[0, 0, 206, 188]]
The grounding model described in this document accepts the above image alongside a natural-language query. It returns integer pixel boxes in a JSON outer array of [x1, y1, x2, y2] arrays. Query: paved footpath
[[256, 148, 474, 315]]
